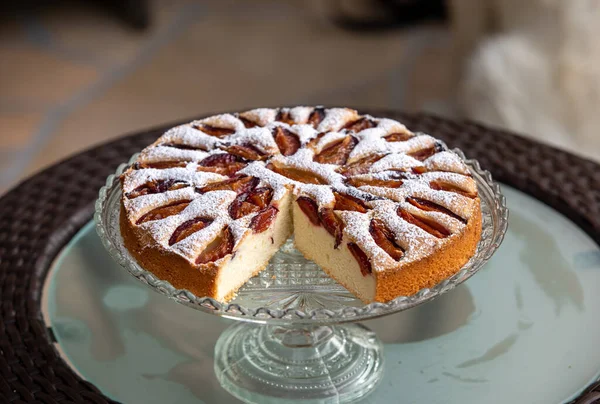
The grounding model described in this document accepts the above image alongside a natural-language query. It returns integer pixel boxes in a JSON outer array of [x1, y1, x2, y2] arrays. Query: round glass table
[[42, 185, 600, 404]]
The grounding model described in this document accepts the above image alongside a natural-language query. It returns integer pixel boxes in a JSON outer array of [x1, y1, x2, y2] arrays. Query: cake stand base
[[214, 322, 384, 404]]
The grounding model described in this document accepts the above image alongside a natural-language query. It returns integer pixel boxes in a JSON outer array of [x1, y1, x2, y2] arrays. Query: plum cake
[[119, 107, 482, 303]]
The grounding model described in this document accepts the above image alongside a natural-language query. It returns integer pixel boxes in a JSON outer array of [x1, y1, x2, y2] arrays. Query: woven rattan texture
[[0, 110, 598, 403]]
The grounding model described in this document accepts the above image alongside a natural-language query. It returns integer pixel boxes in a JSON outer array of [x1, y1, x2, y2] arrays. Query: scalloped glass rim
[[94, 148, 508, 325]]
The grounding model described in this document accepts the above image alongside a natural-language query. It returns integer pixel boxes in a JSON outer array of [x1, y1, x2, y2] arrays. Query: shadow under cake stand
[[94, 152, 508, 404]]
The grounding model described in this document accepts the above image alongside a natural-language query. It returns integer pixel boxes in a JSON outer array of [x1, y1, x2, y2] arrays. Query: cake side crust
[[375, 200, 482, 301], [120, 204, 219, 298]]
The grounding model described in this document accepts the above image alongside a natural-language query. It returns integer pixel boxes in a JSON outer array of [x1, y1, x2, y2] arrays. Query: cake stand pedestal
[[215, 323, 382, 403]]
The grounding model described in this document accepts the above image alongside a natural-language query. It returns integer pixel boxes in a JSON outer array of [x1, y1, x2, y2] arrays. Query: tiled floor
[[0, 0, 453, 195]]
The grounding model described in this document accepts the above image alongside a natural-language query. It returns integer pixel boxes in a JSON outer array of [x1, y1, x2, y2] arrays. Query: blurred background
[[1, 0, 599, 195]]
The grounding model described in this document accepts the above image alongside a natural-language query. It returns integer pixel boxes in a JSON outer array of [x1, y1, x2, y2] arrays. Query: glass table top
[[42, 185, 600, 404]]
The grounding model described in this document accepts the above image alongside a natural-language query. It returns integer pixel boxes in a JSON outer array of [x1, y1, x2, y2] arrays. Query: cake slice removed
[[119, 106, 482, 303]]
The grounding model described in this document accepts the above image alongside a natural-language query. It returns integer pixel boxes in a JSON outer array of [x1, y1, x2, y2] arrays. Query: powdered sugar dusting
[[227, 126, 279, 154], [338, 210, 397, 269], [370, 154, 422, 173], [239, 108, 277, 126], [123, 167, 226, 193], [420, 171, 477, 193], [317, 108, 358, 132], [312, 131, 348, 153], [173, 218, 228, 260], [194, 113, 245, 132], [290, 124, 319, 144], [425, 151, 470, 175], [376, 118, 411, 135], [289, 106, 313, 124], [387, 134, 436, 154], [238, 162, 290, 202], [348, 128, 389, 162], [160, 125, 220, 150], [369, 199, 438, 263], [409, 184, 473, 219], [251, 150, 340, 205], [124, 187, 198, 223], [139, 146, 209, 164], [400, 202, 465, 234], [122, 106, 480, 271], [229, 215, 253, 245], [275, 149, 346, 205]]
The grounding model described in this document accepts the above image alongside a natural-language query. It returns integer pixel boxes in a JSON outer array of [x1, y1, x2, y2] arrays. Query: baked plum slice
[[136, 200, 191, 224], [224, 144, 268, 161], [267, 163, 328, 185], [296, 196, 320, 226], [338, 155, 384, 177], [369, 219, 404, 261], [195, 227, 235, 264], [397, 208, 450, 238], [346, 177, 403, 189], [273, 127, 300, 156], [194, 124, 235, 138], [333, 191, 369, 213], [314, 136, 358, 165], [347, 243, 372, 276], [307, 107, 325, 127], [318, 208, 344, 248], [169, 217, 213, 245], [429, 180, 477, 199], [197, 176, 259, 194], [406, 196, 466, 224], [126, 179, 189, 199], [198, 153, 247, 177], [229, 187, 274, 219], [250, 206, 279, 234], [342, 117, 376, 132], [384, 132, 413, 142]]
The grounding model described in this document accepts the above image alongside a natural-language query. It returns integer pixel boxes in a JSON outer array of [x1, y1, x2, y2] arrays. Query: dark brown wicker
[[0, 110, 598, 403]]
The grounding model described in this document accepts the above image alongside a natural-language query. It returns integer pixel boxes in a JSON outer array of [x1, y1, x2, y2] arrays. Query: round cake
[[119, 107, 482, 303]]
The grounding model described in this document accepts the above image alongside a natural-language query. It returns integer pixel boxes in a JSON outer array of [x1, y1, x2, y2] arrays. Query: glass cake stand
[[94, 151, 508, 404]]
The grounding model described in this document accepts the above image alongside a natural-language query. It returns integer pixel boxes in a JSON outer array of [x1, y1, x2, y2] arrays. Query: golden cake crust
[[120, 205, 219, 298], [374, 202, 481, 301]]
